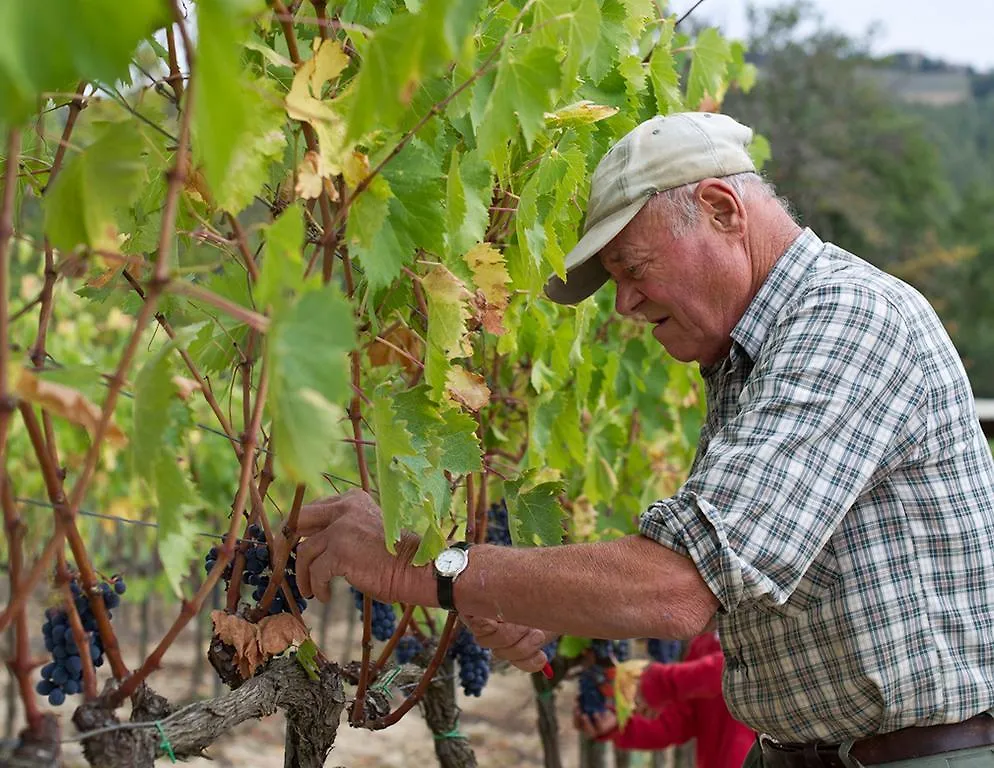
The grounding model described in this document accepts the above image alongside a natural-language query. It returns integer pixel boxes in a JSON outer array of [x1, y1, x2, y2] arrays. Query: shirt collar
[[728, 228, 825, 364]]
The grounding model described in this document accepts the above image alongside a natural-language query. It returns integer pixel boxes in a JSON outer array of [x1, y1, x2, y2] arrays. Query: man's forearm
[[407, 535, 719, 640]]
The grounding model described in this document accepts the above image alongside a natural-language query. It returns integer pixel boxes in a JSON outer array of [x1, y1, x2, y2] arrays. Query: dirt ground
[[0, 581, 662, 768]]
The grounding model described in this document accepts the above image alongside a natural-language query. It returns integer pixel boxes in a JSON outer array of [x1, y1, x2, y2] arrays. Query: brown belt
[[759, 713, 994, 767]]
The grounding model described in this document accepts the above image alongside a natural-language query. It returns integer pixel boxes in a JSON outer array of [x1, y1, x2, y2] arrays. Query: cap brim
[[544, 196, 650, 305]]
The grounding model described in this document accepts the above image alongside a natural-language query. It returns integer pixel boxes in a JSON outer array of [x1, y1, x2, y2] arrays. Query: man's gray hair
[[651, 172, 795, 238]]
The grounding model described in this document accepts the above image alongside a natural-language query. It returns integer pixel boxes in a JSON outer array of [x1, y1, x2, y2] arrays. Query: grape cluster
[[449, 627, 491, 697], [485, 499, 512, 546], [394, 636, 424, 664], [350, 587, 396, 641], [613, 640, 631, 662], [36, 576, 125, 706], [588, 638, 631, 664], [577, 665, 610, 716], [206, 525, 307, 615], [647, 638, 683, 664], [543, 638, 559, 661]]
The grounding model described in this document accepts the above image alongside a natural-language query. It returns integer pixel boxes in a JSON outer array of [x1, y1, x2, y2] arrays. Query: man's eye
[[625, 263, 642, 277]]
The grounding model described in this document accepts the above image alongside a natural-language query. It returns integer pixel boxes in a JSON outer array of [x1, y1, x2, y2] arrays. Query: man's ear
[[696, 179, 745, 236]]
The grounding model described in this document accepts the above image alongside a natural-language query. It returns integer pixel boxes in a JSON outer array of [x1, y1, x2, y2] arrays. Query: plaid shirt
[[640, 229, 994, 742]]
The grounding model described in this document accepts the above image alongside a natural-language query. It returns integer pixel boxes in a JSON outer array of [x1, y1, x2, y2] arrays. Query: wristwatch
[[433, 542, 471, 612]]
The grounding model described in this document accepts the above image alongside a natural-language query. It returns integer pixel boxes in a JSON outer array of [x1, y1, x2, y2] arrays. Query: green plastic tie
[[433, 726, 467, 741], [370, 666, 401, 693], [155, 721, 176, 763]]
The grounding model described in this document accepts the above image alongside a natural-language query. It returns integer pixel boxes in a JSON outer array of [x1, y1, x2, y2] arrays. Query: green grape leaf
[[0, 0, 169, 125], [154, 452, 200, 599], [133, 341, 177, 478], [347, 6, 448, 141], [256, 203, 305, 312], [476, 42, 560, 158], [295, 638, 321, 681], [728, 41, 757, 93], [505, 476, 565, 546], [446, 149, 493, 261], [371, 391, 420, 552], [436, 406, 482, 474], [194, 0, 264, 196], [267, 287, 355, 487], [392, 386, 482, 476], [586, 0, 629, 85], [381, 139, 446, 256], [413, 517, 447, 566], [685, 28, 731, 109], [648, 20, 683, 115], [214, 78, 287, 214], [748, 133, 772, 170], [533, 0, 601, 88], [44, 122, 147, 254]]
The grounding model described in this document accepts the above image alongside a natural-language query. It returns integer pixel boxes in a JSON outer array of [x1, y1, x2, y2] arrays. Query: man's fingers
[[295, 529, 330, 597], [301, 549, 337, 602], [295, 499, 339, 537], [461, 615, 499, 637]]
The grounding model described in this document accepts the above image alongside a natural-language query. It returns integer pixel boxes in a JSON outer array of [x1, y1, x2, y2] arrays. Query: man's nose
[[615, 282, 640, 317]]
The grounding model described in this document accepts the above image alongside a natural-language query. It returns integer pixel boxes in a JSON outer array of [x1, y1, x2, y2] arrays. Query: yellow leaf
[[342, 150, 370, 189], [445, 365, 491, 412], [309, 37, 350, 93], [614, 660, 650, 729], [464, 243, 511, 336], [295, 150, 324, 200], [13, 367, 127, 448], [544, 101, 620, 127], [285, 39, 350, 186]]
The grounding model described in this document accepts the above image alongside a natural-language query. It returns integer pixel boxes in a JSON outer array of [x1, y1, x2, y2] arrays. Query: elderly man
[[296, 113, 994, 766]]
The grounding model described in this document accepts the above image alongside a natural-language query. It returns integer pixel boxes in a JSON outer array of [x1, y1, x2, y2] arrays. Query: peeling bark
[[71, 656, 346, 768]]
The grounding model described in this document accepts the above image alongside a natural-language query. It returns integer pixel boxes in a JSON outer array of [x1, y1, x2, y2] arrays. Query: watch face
[[435, 547, 468, 577]]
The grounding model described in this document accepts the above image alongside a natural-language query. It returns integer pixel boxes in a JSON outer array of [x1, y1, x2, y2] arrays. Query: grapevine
[[0, 0, 743, 764]]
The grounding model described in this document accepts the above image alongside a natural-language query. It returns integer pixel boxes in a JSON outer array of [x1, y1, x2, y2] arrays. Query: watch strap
[[436, 542, 471, 612]]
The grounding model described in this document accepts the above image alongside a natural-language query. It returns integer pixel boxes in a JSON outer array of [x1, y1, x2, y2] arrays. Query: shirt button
[[725, 655, 742, 671]]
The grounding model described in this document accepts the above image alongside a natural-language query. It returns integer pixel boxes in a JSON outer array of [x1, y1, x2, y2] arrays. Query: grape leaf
[[256, 203, 305, 312], [685, 28, 731, 110], [155, 452, 200, 598], [476, 42, 560, 158], [194, 0, 266, 196], [44, 122, 147, 254], [422, 266, 473, 398], [370, 391, 420, 552], [295, 638, 321, 681], [648, 20, 684, 115], [267, 287, 355, 487], [214, 78, 287, 214], [446, 149, 493, 261], [532, 0, 601, 88], [0, 0, 169, 125], [464, 242, 510, 335], [504, 476, 565, 546]]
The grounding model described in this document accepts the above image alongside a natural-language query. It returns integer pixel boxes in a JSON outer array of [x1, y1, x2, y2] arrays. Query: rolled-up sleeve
[[640, 283, 927, 613]]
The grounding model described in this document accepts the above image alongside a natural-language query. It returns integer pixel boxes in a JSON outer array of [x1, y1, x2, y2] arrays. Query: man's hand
[[294, 489, 422, 604], [462, 615, 553, 673], [573, 707, 617, 739]]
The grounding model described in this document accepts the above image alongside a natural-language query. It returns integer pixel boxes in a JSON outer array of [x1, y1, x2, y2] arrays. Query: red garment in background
[[600, 633, 755, 768]]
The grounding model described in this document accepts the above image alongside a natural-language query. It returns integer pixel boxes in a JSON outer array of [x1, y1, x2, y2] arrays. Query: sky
[[685, 0, 994, 71]]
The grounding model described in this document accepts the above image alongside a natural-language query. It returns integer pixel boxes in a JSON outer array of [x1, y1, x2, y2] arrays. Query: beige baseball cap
[[544, 112, 756, 305]]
